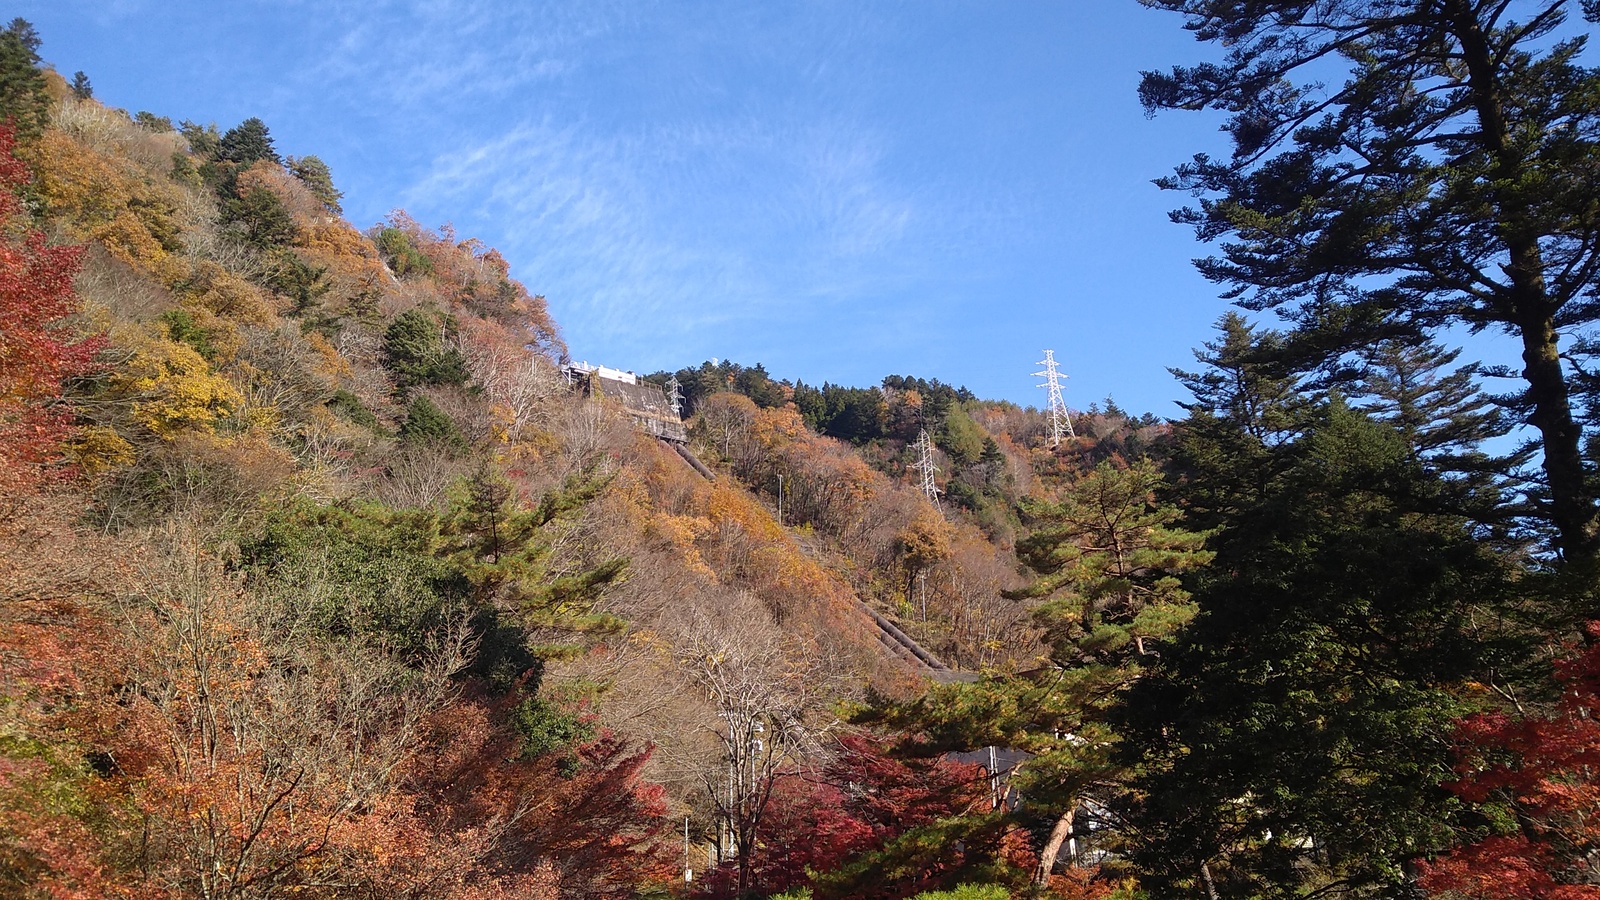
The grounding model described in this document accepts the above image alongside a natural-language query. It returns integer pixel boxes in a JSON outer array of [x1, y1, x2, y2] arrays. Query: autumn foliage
[[690, 733, 1044, 900], [0, 497, 129, 899], [1418, 625, 1600, 899], [402, 695, 676, 898], [0, 514, 674, 899], [0, 126, 99, 494], [0, 26, 1220, 900], [0, 75, 679, 897]]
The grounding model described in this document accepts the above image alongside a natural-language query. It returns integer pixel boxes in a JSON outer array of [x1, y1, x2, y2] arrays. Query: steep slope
[[0, 35, 1062, 899], [0, 25, 1199, 898]]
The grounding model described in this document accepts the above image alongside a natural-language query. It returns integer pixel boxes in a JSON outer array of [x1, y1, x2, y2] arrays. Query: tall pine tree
[[217, 116, 281, 167], [1349, 338, 1503, 463], [0, 19, 47, 140], [868, 458, 1211, 885], [1170, 312, 1305, 446], [1115, 400, 1521, 899], [1141, 0, 1600, 561]]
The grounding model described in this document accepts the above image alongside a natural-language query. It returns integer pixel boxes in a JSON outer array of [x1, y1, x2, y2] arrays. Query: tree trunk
[[1450, 0, 1599, 561], [1517, 310, 1598, 560], [1033, 807, 1075, 886], [1199, 860, 1220, 900]]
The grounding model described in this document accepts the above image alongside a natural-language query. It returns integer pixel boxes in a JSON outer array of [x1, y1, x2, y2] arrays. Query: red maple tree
[[392, 692, 677, 899], [1419, 625, 1600, 899], [0, 125, 100, 495], [694, 732, 992, 899]]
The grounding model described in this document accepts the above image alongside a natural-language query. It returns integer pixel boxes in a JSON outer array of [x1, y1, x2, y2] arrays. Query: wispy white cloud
[[27, 0, 1273, 409], [287, 0, 637, 114], [399, 107, 948, 360], [243, 0, 1034, 369]]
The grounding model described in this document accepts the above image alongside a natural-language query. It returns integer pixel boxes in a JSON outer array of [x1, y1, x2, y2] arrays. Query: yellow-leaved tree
[[107, 325, 242, 437]]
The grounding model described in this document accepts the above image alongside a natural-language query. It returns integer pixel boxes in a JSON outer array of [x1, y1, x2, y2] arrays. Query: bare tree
[[119, 520, 471, 898], [456, 327, 564, 438], [672, 601, 841, 896], [375, 441, 471, 510], [693, 393, 758, 464]]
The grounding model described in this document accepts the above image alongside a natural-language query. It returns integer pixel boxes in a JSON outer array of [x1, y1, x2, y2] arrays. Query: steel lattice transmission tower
[[909, 430, 942, 508], [1034, 349, 1075, 446], [665, 374, 684, 418]]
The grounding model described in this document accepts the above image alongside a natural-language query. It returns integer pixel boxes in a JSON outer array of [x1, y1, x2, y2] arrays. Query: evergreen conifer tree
[[1349, 337, 1509, 468], [1115, 400, 1518, 899], [1142, 0, 1600, 559], [1013, 458, 1212, 667], [868, 458, 1210, 884], [217, 116, 281, 166], [381, 308, 469, 394], [223, 185, 297, 250], [1169, 312, 1304, 445], [442, 462, 626, 635], [4, 18, 37, 52], [134, 111, 172, 133], [0, 18, 47, 140], [398, 395, 463, 448], [178, 120, 220, 158], [286, 155, 343, 214]]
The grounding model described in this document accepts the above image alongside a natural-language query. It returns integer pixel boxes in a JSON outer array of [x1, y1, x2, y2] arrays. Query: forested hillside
[[0, 18, 1064, 899], [6, 4, 1600, 899]]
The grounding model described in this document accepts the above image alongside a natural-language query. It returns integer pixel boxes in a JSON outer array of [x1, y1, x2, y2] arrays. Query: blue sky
[[27, 1, 1246, 415]]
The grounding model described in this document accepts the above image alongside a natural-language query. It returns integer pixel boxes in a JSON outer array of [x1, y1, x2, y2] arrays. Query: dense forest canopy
[[4, 4, 1600, 899]]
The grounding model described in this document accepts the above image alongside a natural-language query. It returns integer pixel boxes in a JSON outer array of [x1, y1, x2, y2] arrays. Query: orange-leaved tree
[[402, 693, 677, 899]]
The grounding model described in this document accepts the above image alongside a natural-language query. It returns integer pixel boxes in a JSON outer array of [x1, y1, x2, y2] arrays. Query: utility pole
[[776, 474, 784, 526], [1034, 350, 1075, 447], [910, 430, 941, 508]]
